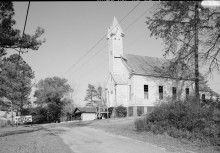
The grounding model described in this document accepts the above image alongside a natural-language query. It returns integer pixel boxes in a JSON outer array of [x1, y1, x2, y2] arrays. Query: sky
[[12, 1, 220, 106]]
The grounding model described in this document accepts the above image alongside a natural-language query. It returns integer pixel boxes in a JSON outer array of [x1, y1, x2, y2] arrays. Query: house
[[105, 17, 197, 116], [73, 107, 97, 121]]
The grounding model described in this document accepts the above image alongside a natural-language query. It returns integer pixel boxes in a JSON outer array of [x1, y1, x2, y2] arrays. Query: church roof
[[122, 53, 170, 76], [111, 73, 127, 85]]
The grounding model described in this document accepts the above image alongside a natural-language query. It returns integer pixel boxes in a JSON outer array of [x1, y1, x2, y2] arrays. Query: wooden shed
[[73, 107, 97, 121]]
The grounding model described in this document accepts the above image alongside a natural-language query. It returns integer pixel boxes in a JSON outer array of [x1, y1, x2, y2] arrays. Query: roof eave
[[132, 72, 195, 81]]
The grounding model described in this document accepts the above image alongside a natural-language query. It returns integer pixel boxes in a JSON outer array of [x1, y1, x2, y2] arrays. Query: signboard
[[15, 115, 32, 123]]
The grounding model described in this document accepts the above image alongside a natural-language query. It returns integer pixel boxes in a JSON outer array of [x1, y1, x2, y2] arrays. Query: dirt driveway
[[53, 124, 172, 153]]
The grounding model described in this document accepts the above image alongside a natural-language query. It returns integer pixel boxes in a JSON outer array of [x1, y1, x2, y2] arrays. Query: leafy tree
[[84, 84, 97, 106], [34, 77, 73, 122], [0, 1, 45, 113], [96, 86, 105, 106], [61, 98, 74, 121], [84, 84, 105, 107], [0, 1, 45, 57], [0, 54, 34, 112], [146, 1, 220, 102]]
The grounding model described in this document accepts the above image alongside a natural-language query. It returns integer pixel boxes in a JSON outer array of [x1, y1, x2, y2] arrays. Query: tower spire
[[107, 16, 124, 39]]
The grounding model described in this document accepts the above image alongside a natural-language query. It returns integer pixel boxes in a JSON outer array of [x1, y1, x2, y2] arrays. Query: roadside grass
[[88, 117, 219, 153]]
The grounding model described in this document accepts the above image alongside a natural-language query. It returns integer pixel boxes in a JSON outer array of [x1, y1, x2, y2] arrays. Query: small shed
[[73, 107, 97, 121]]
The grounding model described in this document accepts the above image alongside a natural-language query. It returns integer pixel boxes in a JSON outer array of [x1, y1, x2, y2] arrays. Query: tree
[[84, 84, 105, 107], [0, 1, 45, 113], [84, 84, 97, 106], [96, 86, 105, 106], [34, 77, 73, 122], [146, 1, 220, 103], [0, 1, 45, 57], [0, 54, 34, 112]]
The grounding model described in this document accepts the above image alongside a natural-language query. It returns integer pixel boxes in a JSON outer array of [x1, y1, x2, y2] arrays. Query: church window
[[202, 94, 205, 101], [129, 85, 132, 100], [172, 87, 177, 100], [159, 86, 163, 100], [186, 88, 189, 100], [144, 85, 148, 99]]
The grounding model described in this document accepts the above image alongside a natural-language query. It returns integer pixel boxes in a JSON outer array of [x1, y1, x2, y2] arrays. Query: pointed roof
[[107, 16, 124, 39]]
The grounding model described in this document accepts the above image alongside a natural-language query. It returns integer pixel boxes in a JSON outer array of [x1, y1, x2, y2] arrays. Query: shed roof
[[74, 107, 97, 114]]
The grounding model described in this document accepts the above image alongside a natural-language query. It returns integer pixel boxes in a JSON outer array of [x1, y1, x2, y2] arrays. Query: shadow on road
[[0, 126, 44, 137]]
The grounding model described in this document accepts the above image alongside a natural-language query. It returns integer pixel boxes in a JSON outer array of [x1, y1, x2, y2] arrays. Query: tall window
[[186, 88, 189, 100], [159, 86, 163, 100], [202, 94, 205, 101], [144, 85, 148, 99], [129, 85, 132, 100], [172, 87, 177, 100]]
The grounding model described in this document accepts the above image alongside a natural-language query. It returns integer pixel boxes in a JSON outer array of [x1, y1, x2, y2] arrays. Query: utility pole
[[194, 2, 200, 104]]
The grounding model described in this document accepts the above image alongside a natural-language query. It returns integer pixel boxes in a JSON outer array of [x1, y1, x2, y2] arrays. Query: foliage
[[0, 54, 34, 111], [146, 1, 220, 75], [134, 99, 220, 146], [33, 77, 73, 123], [0, 1, 45, 57], [84, 84, 105, 107], [115, 105, 127, 117]]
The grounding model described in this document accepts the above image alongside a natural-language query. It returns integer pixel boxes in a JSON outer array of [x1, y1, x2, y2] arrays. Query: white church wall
[[106, 76, 116, 107], [130, 75, 194, 107], [116, 85, 128, 107]]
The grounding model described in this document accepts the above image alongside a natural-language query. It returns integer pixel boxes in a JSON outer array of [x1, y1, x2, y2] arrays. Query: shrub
[[115, 105, 127, 117], [134, 99, 220, 146]]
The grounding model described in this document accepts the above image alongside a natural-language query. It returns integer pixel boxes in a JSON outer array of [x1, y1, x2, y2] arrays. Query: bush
[[134, 99, 220, 146], [115, 105, 127, 117]]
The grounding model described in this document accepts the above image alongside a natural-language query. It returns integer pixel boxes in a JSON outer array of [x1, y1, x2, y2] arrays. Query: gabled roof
[[122, 53, 170, 76], [74, 107, 97, 114], [111, 73, 127, 85], [121, 53, 194, 80]]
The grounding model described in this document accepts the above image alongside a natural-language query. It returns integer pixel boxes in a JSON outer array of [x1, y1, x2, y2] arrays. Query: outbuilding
[[73, 107, 97, 121]]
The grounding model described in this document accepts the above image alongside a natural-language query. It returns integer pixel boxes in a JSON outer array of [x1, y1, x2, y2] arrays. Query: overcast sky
[[12, 1, 220, 106]]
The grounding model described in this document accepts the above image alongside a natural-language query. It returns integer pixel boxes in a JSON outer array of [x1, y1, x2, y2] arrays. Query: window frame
[[144, 85, 149, 99], [159, 86, 163, 100]]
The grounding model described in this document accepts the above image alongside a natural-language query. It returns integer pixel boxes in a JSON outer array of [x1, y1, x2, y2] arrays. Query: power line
[[66, 45, 107, 77], [65, 2, 155, 78], [75, 58, 108, 81], [124, 3, 156, 31], [61, 1, 142, 77], [16, 1, 31, 66]]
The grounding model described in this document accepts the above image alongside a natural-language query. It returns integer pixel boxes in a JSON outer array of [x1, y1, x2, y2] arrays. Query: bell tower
[[107, 17, 124, 74]]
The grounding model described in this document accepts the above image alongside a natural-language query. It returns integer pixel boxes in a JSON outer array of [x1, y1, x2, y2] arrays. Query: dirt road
[[1, 119, 217, 153], [54, 125, 173, 153]]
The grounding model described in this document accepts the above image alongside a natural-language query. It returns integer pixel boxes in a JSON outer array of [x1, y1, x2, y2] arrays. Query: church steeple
[[107, 17, 124, 74], [107, 16, 124, 40]]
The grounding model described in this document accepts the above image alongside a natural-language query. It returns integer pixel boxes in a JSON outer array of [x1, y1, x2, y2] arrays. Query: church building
[[105, 17, 195, 116]]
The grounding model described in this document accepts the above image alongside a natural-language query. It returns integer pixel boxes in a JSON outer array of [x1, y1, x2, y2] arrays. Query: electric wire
[[61, 1, 142, 77], [65, 2, 155, 78]]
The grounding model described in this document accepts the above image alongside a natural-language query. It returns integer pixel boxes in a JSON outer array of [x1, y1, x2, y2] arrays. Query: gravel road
[[56, 125, 172, 153]]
